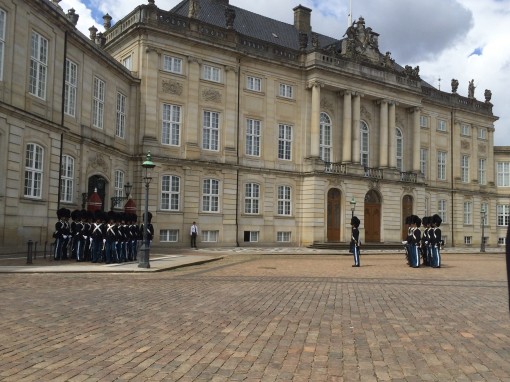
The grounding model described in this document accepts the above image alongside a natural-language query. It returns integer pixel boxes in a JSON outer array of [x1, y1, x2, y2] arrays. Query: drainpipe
[[57, 32, 68, 210], [235, 57, 241, 247], [450, 107, 455, 247]]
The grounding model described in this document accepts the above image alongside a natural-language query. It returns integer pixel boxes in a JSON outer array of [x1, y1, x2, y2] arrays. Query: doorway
[[364, 189, 381, 242], [401, 195, 413, 240], [327, 188, 341, 241], [86, 175, 107, 211]]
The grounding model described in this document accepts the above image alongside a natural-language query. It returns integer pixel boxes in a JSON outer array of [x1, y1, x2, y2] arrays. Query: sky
[[59, 0, 510, 146]]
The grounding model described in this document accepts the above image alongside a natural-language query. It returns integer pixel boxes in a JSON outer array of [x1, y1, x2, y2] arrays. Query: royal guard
[[129, 214, 139, 261], [140, 212, 154, 249], [91, 211, 106, 263], [402, 215, 413, 265], [409, 215, 422, 268], [54, 208, 67, 260], [350, 216, 361, 267], [105, 211, 118, 264], [71, 210, 85, 261], [431, 214, 443, 268], [82, 210, 93, 262], [421, 216, 431, 266]]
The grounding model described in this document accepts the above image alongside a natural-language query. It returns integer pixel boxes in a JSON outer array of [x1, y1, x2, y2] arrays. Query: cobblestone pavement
[[0, 252, 509, 381]]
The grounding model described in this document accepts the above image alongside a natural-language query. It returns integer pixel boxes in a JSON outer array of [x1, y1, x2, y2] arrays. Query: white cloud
[[60, 0, 510, 146]]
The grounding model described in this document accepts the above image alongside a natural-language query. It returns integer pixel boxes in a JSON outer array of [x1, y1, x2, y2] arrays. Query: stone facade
[[0, 0, 507, 250]]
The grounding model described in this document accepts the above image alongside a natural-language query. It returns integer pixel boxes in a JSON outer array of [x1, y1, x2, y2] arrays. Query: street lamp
[[139, 152, 155, 269], [110, 182, 133, 210], [350, 196, 357, 217], [480, 207, 486, 253]]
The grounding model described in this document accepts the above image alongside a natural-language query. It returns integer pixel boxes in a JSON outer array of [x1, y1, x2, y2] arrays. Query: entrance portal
[[401, 195, 413, 240], [86, 175, 107, 211], [364, 189, 381, 242], [327, 188, 341, 241]]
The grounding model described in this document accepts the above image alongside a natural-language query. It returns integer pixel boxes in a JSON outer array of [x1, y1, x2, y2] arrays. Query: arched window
[[360, 121, 369, 166], [396, 128, 403, 171], [320, 112, 332, 162]]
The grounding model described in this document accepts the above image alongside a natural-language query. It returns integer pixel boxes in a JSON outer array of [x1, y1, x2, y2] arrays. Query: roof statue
[[341, 16, 380, 62], [468, 79, 476, 99]]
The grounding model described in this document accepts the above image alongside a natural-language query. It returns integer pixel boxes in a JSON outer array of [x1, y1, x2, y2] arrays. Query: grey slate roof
[[169, 0, 338, 51]]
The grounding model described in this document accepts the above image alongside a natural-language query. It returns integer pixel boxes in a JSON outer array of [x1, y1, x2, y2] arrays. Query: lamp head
[[142, 151, 156, 169]]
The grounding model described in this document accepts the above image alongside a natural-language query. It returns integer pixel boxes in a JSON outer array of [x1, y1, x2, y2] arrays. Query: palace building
[[0, 0, 508, 250]]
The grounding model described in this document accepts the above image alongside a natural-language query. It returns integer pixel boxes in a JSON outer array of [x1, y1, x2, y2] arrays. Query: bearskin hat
[[432, 214, 442, 227], [405, 215, 413, 225], [351, 216, 360, 228], [143, 211, 153, 223], [71, 209, 81, 221], [413, 215, 422, 228]]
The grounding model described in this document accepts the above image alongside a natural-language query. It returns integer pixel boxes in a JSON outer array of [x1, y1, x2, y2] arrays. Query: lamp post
[[139, 152, 155, 269], [110, 182, 133, 210], [480, 207, 486, 253], [350, 196, 357, 217]]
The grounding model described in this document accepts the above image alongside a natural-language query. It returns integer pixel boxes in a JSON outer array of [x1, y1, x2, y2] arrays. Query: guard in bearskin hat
[[54, 208, 68, 260], [431, 214, 442, 268], [91, 211, 106, 263], [350, 215, 361, 267]]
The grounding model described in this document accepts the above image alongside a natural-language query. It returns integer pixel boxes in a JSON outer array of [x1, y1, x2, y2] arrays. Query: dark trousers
[[191, 233, 197, 248]]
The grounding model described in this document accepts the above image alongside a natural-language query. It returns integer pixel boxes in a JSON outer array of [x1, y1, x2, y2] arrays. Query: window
[[360, 121, 369, 166], [116, 92, 127, 138], [396, 128, 403, 171], [161, 175, 180, 211], [60, 155, 74, 203], [92, 76, 105, 129], [497, 205, 509, 226], [498, 237, 507, 245], [437, 119, 446, 132], [113, 170, 125, 208], [277, 232, 291, 242], [202, 179, 219, 212], [320, 113, 332, 162], [24, 143, 43, 198], [463, 201, 472, 224], [202, 111, 219, 151], [461, 124, 471, 136], [29, 31, 48, 99], [202, 230, 218, 242], [163, 55, 182, 74], [279, 83, 293, 98], [497, 162, 510, 187], [246, 118, 261, 156], [481, 202, 489, 226], [438, 199, 447, 223], [478, 127, 487, 139], [0, 8, 5, 80], [420, 115, 428, 128], [464, 236, 472, 245], [246, 76, 262, 92], [162, 104, 181, 146], [437, 151, 447, 180], [278, 124, 292, 160], [478, 159, 486, 185], [64, 59, 77, 117], [420, 148, 428, 177], [160, 229, 178, 242], [461, 155, 469, 183], [122, 55, 132, 70], [203, 64, 220, 82], [244, 231, 259, 242], [244, 183, 260, 214], [277, 185, 291, 216]]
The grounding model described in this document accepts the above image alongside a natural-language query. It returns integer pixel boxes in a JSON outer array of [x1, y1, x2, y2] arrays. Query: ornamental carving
[[162, 80, 183, 95], [478, 143, 487, 153], [202, 88, 222, 103], [320, 98, 334, 115], [361, 105, 372, 121], [461, 140, 470, 150], [88, 152, 109, 173]]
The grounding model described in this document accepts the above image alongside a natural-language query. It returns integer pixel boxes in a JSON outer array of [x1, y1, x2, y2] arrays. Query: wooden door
[[364, 203, 381, 242], [401, 195, 413, 240], [327, 188, 341, 241]]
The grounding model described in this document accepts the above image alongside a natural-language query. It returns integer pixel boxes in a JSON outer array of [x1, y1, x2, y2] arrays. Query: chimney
[[293, 5, 311, 33]]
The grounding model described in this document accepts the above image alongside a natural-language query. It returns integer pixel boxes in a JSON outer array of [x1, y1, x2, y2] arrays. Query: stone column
[[224, 65, 238, 161], [142, 46, 160, 142], [352, 93, 362, 164], [378, 100, 389, 168], [186, 56, 201, 157], [342, 91, 352, 163], [388, 102, 397, 168], [309, 80, 323, 158], [412, 107, 421, 172]]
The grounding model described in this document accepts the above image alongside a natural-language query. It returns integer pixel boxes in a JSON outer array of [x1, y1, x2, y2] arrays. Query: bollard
[[43, 241, 47, 259], [49, 242, 55, 261], [34, 241, 38, 259], [27, 240, 33, 264]]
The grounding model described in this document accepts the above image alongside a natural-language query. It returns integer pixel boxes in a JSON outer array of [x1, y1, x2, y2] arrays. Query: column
[[378, 100, 388, 168], [342, 91, 352, 163], [412, 107, 421, 172], [186, 56, 201, 152], [388, 102, 397, 168], [309, 81, 323, 158], [224, 65, 238, 158], [352, 93, 361, 164], [142, 46, 160, 141]]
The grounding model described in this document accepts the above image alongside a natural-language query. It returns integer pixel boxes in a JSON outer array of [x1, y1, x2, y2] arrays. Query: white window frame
[[461, 155, 469, 183], [202, 110, 219, 151], [122, 55, 132, 70], [497, 162, 510, 187], [202, 179, 219, 212], [245, 231, 259, 242], [437, 151, 447, 180], [162, 104, 181, 146], [277, 231, 291, 242], [60, 155, 74, 203], [420, 148, 428, 178], [438, 199, 447, 223], [360, 121, 369, 167], [246, 118, 261, 156], [24, 143, 43, 198], [160, 229, 179, 242], [320, 113, 332, 162], [437, 119, 447, 132], [463, 201, 472, 225], [277, 185, 291, 216], [92, 76, 105, 129], [497, 205, 509, 226], [114, 170, 125, 208], [420, 115, 428, 128], [478, 127, 487, 140], [0, 8, 5, 81], [64, 59, 77, 117], [161, 175, 180, 211], [396, 128, 403, 171], [464, 236, 472, 245], [29, 31, 48, 99], [279, 83, 293, 99], [246, 76, 262, 92], [116, 92, 127, 138], [461, 123, 471, 136], [202, 230, 219, 242], [244, 183, 260, 214], [202, 64, 221, 82], [478, 158, 486, 185], [163, 55, 182, 74], [278, 124, 292, 160]]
